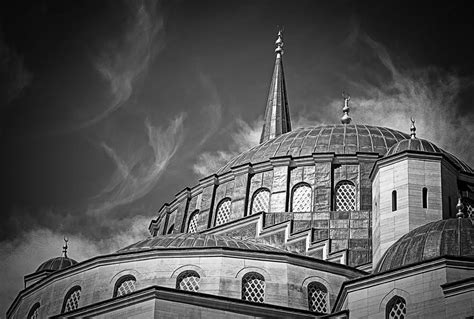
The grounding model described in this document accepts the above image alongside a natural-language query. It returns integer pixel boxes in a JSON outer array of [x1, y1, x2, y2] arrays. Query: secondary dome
[[218, 124, 410, 174], [374, 218, 474, 273], [385, 138, 474, 174], [117, 233, 287, 254], [36, 256, 78, 272]]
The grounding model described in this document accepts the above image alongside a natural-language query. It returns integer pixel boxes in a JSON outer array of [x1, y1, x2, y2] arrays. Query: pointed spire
[[341, 91, 352, 124], [260, 30, 292, 143], [456, 197, 465, 218], [62, 236, 69, 258], [410, 117, 416, 139]]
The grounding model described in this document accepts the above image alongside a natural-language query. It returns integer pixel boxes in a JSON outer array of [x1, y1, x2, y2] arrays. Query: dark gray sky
[[1, 0, 474, 314]]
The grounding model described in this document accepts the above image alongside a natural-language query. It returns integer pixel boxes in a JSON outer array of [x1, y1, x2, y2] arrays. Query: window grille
[[292, 184, 312, 212], [335, 181, 356, 211], [215, 198, 231, 226], [308, 282, 328, 313], [27, 303, 40, 319], [386, 296, 406, 319], [242, 272, 265, 303], [62, 286, 81, 313], [188, 210, 199, 233], [392, 190, 397, 211], [176, 270, 200, 292], [251, 188, 270, 214], [114, 276, 137, 297]]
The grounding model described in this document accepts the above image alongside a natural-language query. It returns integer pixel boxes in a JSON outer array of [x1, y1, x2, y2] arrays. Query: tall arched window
[[422, 187, 428, 208], [27, 302, 40, 319], [176, 270, 200, 292], [62, 286, 81, 313], [113, 275, 137, 297], [392, 190, 397, 211], [386, 296, 406, 319], [335, 180, 356, 211], [242, 272, 265, 303], [291, 183, 312, 212], [187, 210, 200, 233], [251, 188, 270, 214], [215, 198, 231, 226], [308, 282, 329, 314]]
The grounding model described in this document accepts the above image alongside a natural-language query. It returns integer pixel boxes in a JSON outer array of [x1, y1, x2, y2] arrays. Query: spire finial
[[410, 117, 416, 139], [341, 91, 352, 124], [275, 29, 284, 55], [456, 197, 465, 218], [62, 236, 69, 257]]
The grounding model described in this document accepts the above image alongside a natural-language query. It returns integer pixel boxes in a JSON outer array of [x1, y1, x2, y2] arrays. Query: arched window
[[188, 210, 200, 233], [386, 296, 406, 319], [27, 302, 40, 319], [422, 187, 428, 208], [392, 190, 397, 211], [251, 188, 270, 214], [291, 183, 312, 212], [215, 198, 231, 226], [113, 275, 137, 297], [308, 282, 329, 314], [62, 286, 81, 313], [176, 270, 200, 292], [167, 223, 174, 234], [242, 272, 265, 303], [335, 180, 356, 211]]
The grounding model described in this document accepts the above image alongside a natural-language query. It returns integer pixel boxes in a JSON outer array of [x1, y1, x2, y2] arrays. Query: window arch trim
[[334, 180, 356, 212], [27, 302, 40, 319], [241, 271, 265, 303], [176, 270, 201, 292], [291, 182, 313, 212], [307, 281, 329, 314], [250, 187, 271, 215], [386, 295, 407, 319], [215, 197, 232, 226], [113, 275, 137, 297], [61, 285, 81, 314], [187, 209, 200, 233]]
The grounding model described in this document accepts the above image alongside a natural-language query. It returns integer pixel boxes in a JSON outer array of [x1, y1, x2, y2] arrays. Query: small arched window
[[215, 198, 231, 226], [242, 272, 265, 303], [291, 183, 312, 212], [386, 296, 406, 319], [113, 275, 137, 297], [62, 286, 81, 313], [308, 282, 329, 314], [188, 210, 200, 233], [422, 187, 428, 208], [27, 302, 40, 319], [251, 188, 270, 214], [335, 180, 356, 211], [176, 270, 200, 292], [392, 190, 397, 211], [167, 223, 174, 234]]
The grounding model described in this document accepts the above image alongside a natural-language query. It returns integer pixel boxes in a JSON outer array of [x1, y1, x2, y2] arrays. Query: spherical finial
[[62, 236, 69, 257], [410, 117, 416, 139], [341, 91, 352, 124], [275, 30, 284, 55], [456, 197, 465, 218]]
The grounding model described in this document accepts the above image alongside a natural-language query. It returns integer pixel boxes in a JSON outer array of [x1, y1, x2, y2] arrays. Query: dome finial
[[341, 91, 352, 124], [456, 197, 465, 218], [275, 28, 284, 56], [410, 117, 416, 139], [62, 236, 69, 257]]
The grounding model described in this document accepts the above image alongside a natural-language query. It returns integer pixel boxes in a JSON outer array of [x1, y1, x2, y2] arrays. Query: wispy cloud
[[78, 0, 165, 129], [193, 118, 261, 177]]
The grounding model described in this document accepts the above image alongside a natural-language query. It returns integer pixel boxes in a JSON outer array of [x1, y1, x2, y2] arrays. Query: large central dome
[[218, 124, 409, 173]]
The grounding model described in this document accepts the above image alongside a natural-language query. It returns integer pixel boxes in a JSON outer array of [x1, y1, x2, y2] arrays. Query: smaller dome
[[36, 256, 78, 272], [117, 233, 287, 254], [374, 218, 474, 273], [385, 138, 474, 174]]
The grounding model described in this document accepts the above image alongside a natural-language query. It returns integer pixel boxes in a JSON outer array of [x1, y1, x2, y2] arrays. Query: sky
[[1, 0, 474, 315]]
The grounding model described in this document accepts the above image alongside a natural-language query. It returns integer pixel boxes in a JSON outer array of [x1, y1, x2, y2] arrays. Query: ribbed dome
[[36, 256, 78, 272], [117, 233, 287, 254], [218, 124, 410, 174], [374, 218, 474, 273], [385, 138, 474, 174]]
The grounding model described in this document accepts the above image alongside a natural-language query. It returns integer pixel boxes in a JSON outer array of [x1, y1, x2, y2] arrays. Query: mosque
[[7, 32, 474, 318]]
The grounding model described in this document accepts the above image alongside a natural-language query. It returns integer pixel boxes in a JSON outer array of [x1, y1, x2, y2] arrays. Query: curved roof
[[374, 218, 474, 273], [117, 233, 287, 254], [218, 124, 410, 174], [36, 256, 78, 272], [385, 138, 474, 174]]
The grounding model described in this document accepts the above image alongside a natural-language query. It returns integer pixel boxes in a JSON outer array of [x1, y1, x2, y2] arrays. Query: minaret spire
[[62, 236, 69, 258], [410, 117, 416, 139], [341, 91, 352, 124], [260, 30, 292, 143]]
